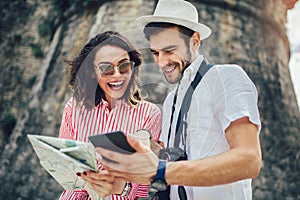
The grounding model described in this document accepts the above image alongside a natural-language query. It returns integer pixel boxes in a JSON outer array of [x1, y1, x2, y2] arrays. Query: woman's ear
[[90, 72, 97, 79]]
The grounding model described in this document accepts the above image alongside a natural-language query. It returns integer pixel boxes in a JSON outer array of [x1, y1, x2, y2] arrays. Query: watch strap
[[120, 182, 131, 197], [155, 160, 167, 181]]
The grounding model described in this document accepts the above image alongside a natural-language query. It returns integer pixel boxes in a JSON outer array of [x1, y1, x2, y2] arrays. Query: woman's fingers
[[78, 170, 126, 197], [80, 170, 113, 183], [89, 182, 113, 197], [78, 171, 113, 197]]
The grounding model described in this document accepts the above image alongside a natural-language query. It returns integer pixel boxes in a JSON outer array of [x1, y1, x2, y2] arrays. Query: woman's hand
[[78, 170, 126, 197]]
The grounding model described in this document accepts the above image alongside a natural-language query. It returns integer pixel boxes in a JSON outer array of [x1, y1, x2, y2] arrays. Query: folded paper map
[[27, 134, 101, 200]]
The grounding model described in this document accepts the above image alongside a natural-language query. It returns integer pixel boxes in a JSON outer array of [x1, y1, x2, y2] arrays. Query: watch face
[[151, 179, 168, 191]]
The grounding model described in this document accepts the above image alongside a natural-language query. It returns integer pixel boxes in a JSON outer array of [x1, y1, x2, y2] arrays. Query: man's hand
[[96, 135, 159, 184]]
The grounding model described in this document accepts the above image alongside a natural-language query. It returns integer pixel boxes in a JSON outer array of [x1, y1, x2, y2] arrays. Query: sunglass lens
[[98, 62, 133, 76], [178, 186, 187, 200], [101, 65, 114, 76], [119, 62, 132, 74]]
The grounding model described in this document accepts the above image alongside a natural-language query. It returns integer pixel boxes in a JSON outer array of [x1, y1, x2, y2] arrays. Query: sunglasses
[[95, 61, 135, 76]]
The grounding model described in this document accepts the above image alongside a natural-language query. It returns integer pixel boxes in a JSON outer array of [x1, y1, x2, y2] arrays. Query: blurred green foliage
[[0, 112, 16, 139], [0, 0, 34, 44], [38, 0, 103, 38], [30, 43, 44, 58]]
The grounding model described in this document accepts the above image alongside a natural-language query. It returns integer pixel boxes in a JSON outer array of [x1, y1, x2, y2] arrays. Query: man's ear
[[191, 32, 201, 48]]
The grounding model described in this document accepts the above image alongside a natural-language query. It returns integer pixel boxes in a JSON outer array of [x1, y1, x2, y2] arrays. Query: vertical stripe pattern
[[59, 97, 162, 200]]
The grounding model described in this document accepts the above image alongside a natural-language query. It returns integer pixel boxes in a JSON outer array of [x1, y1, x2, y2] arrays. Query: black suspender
[[167, 59, 214, 149]]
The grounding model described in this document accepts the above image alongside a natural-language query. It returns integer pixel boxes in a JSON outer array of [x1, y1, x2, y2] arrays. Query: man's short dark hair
[[143, 22, 195, 47]]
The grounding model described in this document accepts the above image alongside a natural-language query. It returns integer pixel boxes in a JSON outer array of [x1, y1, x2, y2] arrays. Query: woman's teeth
[[108, 81, 124, 89]]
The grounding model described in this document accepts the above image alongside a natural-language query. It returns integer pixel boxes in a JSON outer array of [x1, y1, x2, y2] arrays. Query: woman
[[58, 31, 161, 200]]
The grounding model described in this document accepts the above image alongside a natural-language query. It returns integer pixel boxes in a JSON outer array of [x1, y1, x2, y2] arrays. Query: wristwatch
[[120, 182, 131, 197], [150, 159, 168, 191]]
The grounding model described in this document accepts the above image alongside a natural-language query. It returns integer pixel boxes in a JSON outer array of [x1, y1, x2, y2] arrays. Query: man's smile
[[163, 63, 178, 74]]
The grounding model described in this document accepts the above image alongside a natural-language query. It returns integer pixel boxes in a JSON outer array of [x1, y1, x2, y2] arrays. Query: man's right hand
[[96, 135, 159, 184]]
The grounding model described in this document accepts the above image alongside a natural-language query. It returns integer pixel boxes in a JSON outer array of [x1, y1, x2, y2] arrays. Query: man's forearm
[[165, 147, 261, 186]]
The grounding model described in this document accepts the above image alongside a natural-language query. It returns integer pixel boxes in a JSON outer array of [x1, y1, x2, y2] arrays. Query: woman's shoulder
[[63, 97, 74, 109], [138, 100, 161, 112], [63, 97, 85, 111]]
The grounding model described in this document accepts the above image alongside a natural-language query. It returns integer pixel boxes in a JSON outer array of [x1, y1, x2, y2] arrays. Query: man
[[97, 0, 262, 199]]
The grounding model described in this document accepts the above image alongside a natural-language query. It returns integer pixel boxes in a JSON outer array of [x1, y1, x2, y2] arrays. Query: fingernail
[[83, 171, 87, 175], [76, 172, 81, 176]]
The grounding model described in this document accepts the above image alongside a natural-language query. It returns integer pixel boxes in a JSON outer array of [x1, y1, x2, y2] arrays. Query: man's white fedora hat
[[135, 0, 211, 40]]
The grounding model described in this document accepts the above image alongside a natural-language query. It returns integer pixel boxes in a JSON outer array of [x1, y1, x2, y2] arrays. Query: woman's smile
[[107, 80, 125, 90]]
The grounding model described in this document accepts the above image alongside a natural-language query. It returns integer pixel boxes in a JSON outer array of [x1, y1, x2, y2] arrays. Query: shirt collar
[[182, 55, 205, 82], [99, 98, 129, 109]]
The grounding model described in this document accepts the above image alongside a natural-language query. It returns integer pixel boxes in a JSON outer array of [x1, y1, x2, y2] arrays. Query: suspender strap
[[174, 59, 214, 148]]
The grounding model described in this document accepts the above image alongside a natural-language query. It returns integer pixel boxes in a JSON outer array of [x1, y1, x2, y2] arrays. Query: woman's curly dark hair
[[66, 31, 142, 110]]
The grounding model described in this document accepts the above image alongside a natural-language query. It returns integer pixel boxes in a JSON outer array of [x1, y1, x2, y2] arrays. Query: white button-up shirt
[[160, 55, 261, 200]]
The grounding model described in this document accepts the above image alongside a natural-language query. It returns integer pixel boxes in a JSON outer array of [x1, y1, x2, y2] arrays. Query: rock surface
[[0, 0, 299, 199]]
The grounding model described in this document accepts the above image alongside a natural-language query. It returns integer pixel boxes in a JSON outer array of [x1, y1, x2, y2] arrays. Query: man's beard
[[181, 48, 192, 77], [162, 48, 192, 84], [163, 59, 191, 84], [168, 51, 192, 84]]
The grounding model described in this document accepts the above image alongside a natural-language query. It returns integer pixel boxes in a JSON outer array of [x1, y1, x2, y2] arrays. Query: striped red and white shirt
[[58, 97, 162, 200]]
